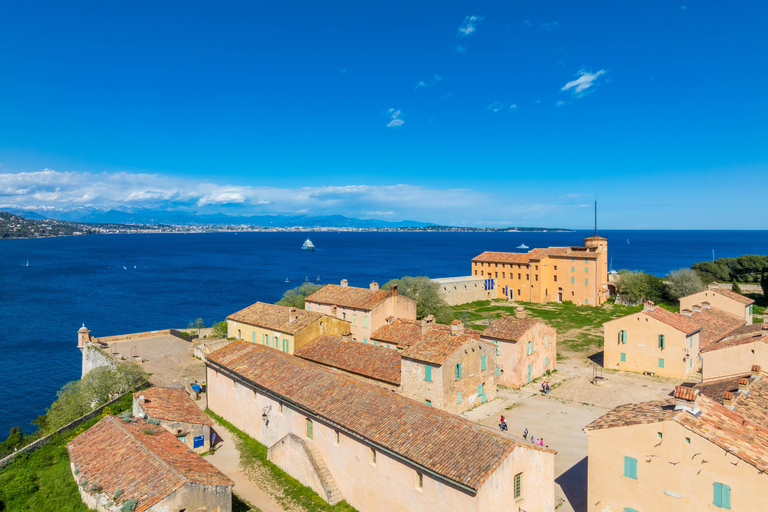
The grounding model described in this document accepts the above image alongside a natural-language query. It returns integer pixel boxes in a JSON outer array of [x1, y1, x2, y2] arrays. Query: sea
[[2, 230, 767, 436]]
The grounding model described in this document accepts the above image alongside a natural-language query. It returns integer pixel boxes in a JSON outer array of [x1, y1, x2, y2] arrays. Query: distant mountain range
[[2, 208, 433, 229]]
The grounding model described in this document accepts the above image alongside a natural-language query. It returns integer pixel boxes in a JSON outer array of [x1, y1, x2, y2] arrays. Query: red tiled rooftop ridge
[[304, 283, 392, 310], [709, 284, 755, 305], [227, 302, 324, 334], [687, 307, 746, 348], [370, 318, 449, 349], [400, 329, 488, 365], [294, 335, 401, 385], [134, 387, 213, 426], [67, 416, 232, 512], [207, 341, 552, 491], [472, 245, 600, 264], [641, 306, 701, 335], [481, 316, 542, 341]]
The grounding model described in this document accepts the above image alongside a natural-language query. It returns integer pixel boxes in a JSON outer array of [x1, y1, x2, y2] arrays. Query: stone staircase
[[302, 440, 343, 505]]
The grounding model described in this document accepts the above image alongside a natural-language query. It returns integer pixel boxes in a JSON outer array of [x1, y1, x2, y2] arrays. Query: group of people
[[498, 421, 547, 447], [540, 381, 550, 394]]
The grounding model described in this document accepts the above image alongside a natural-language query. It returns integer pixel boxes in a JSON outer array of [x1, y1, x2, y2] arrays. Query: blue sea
[[2, 230, 767, 435]]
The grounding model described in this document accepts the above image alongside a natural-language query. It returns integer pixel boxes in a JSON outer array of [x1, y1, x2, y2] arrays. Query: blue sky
[[0, 1, 766, 228]]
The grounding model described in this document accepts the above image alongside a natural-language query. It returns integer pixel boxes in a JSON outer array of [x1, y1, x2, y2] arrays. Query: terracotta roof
[[472, 246, 599, 264], [370, 318, 450, 349], [673, 386, 698, 401], [480, 317, 543, 342], [711, 286, 755, 305], [585, 390, 768, 474], [227, 302, 324, 334], [67, 416, 232, 512], [207, 341, 551, 491], [702, 325, 768, 353], [305, 284, 393, 310], [688, 307, 746, 348], [294, 335, 402, 386], [134, 387, 213, 426], [641, 307, 701, 335], [696, 375, 768, 427], [400, 330, 489, 365]]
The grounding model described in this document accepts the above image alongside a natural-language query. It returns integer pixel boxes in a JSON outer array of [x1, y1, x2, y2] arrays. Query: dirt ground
[[107, 334, 206, 386]]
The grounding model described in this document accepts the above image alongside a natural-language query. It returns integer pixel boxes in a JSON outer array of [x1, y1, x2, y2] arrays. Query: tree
[[614, 270, 666, 304], [382, 276, 453, 324], [0, 426, 23, 454], [188, 318, 205, 336], [667, 268, 705, 300], [277, 282, 325, 309], [211, 321, 228, 338], [731, 281, 742, 294], [761, 272, 768, 298]]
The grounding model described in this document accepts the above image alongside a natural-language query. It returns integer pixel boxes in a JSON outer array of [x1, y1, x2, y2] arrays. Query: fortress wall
[[81, 344, 116, 377]]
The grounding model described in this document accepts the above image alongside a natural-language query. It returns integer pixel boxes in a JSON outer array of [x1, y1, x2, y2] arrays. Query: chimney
[[450, 319, 464, 336], [709, 282, 719, 290], [515, 306, 527, 319], [691, 304, 701, 313], [385, 315, 394, 325], [77, 324, 91, 348], [421, 315, 435, 335], [701, 301, 711, 309], [138, 394, 146, 404], [738, 378, 750, 393], [289, 307, 299, 323], [681, 308, 692, 317], [643, 301, 655, 312], [673, 386, 700, 415], [341, 332, 352, 341], [723, 392, 735, 409], [752, 365, 762, 378], [340, 279, 349, 287], [392, 284, 398, 297], [370, 281, 379, 291]]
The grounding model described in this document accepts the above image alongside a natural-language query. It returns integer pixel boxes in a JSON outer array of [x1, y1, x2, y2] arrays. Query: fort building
[[206, 341, 553, 512], [132, 387, 214, 453], [584, 373, 768, 512], [431, 276, 495, 306], [304, 280, 417, 343], [67, 415, 233, 512], [680, 282, 755, 325], [480, 308, 557, 388], [226, 301, 350, 354], [700, 323, 768, 381], [471, 235, 609, 306]]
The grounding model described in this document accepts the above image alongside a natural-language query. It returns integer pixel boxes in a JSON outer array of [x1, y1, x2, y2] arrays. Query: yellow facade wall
[[227, 315, 349, 354], [680, 289, 753, 324], [702, 341, 768, 381]]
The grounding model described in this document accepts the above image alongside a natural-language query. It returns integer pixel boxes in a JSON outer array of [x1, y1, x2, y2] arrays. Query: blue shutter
[[659, 358, 665, 368], [714, 482, 731, 509], [457, 392, 462, 404], [481, 355, 487, 371], [624, 456, 637, 479], [621, 352, 626, 362], [546, 357, 549, 367], [496, 366, 500, 376], [252, 332, 256, 343], [425, 365, 432, 382]]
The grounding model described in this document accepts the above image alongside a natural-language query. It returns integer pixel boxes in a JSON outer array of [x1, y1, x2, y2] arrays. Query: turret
[[78, 324, 91, 348]]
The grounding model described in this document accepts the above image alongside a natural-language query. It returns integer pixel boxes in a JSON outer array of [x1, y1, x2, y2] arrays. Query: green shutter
[[624, 456, 637, 479], [620, 352, 626, 362], [457, 392, 462, 404], [496, 341, 501, 355], [659, 358, 665, 368], [571, 276, 575, 284], [481, 355, 487, 371], [262, 333, 266, 344], [714, 482, 731, 509], [425, 399, 432, 406], [527, 364, 532, 382], [625, 509, 639, 512], [363, 338, 368, 343], [496, 365, 500, 376], [478, 384, 484, 395], [545, 357, 549, 367], [306, 419, 313, 439], [585, 278, 589, 286], [425, 365, 432, 382]]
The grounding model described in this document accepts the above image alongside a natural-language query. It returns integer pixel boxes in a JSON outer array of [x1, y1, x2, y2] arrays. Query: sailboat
[[22, 259, 29, 267], [314, 274, 321, 281], [609, 256, 617, 275], [285, 278, 290, 283]]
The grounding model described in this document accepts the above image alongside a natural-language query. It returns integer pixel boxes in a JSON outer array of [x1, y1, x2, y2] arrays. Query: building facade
[[700, 323, 768, 381], [132, 387, 213, 453], [206, 341, 554, 512], [680, 282, 755, 325], [471, 235, 609, 306], [227, 301, 349, 354], [305, 280, 417, 342], [431, 276, 495, 306], [480, 309, 557, 388]]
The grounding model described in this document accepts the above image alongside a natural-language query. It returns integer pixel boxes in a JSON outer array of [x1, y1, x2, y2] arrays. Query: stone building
[[304, 280, 417, 343], [700, 323, 768, 381], [471, 235, 609, 306], [431, 276, 495, 306], [370, 315, 447, 350], [399, 320, 497, 414], [680, 282, 755, 325], [67, 415, 233, 512], [584, 373, 768, 512], [132, 387, 214, 453], [480, 308, 557, 388], [227, 301, 349, 354], [294, 334, 402, 391], [206, 341, 554, 512]]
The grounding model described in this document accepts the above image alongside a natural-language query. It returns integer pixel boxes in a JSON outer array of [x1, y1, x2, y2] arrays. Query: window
[[353, 314, 357, 326], [481, 270, 484, 276], [416, 472, 423, 490], [496, 366, 500, 376], [278, 402, 283, 414], [518, 273, 521, 279], [571, 266, 574, 272], [685, 437, 690, 444], [535, 274, 538, 281], [306, 306, 311, 311], [495, 272, 498, 278], [554, 265, 557, 270], [306, 419, 314, 440], [535, 265, 539, 271], [713, 482, 731, 509], [386, 344, 390, 349], [425, 399, 432, 406], [658, 334, 665, 349], [455, 363, 462, 381], [457, 392, 462, 404], [335, 431, 340, 445], [620, 330, 627, 344], [496, 341, 501, 355], [526, 274, 529, 280], [253, 390, 257, 401], [585, 278, 589, 286], [424, 365, 432, 382], [554, 275, 558, 282], [625, 509, 639, 512], [370, 448, 377, 465], [252, 332, 256, 344], [545, 334, 549, 348], [514, 472, 522, 499], [474, 270, 477, 276], [238, 329, 241, 339], [363, 338, 368, 343], [502, 272, 505, 278], [624, 456, 637, 479], [585, 299, 589, 305], [343, 312, 347, 321], [658, 358, 665, 368], [571, 276, 575, 284], [262, 333, 266, 344], [478, 383, 484, 395], [620, 352, 626, 362], [481, 355, 487, 371], [362, 315, 368, 329], [657, 432, 663, 439], [545, 357, 549, 367], [585, 267, 588, 273]]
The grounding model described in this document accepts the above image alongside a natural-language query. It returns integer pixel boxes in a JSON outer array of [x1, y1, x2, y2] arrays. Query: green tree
[[382, 276, 454, 324], [731, 281, 742, 294], [667, 268, 705, 300], [615, 270, 666, 304], [211, 321, 228, 338], [277, 282, 325, 309], [0, 426, 23, 454], [761, 272, 768, 297], [188, 318, 205, 336]]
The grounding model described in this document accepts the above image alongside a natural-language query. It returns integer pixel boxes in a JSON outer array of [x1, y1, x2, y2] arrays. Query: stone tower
[[78, 324, 91, 348], [583, 236, 609, 305]]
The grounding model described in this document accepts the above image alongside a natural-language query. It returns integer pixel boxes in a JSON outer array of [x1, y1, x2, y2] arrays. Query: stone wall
[[432, 277, 494, 306], [268, 433, 342, 505], [81, 344, 116, 377]]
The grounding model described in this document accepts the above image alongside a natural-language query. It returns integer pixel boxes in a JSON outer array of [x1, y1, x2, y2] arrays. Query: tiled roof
[[642, 307, 701, 335], [472, 246, 599, 264], [67, 416, 232, 512], [400, 330, 489, 365], [480, 316, 542, 341], [673, 386, 698, 401], [134, 387, 213, 426], [711, 286, 755, 305], [701, 324, 768, 353], [370, 318, 450, 349], [305, 284, 392, 310], [696, 375, 768, 427], [585, 390, 768, 474], [294, 335, 402, 386], [688, 307, 746, 348], [207, 341, 551, 491], [227, 302, 324, 334]]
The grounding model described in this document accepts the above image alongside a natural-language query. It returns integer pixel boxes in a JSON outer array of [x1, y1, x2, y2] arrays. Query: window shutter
[[457, 392, 462, 404], [425, 365, 432, 382], [723, 484, 730, 509], [481, 355, 487, 371], [713, 483, 722, 508]]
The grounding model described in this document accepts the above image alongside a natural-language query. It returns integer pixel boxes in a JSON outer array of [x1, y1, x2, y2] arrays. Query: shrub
[[113, 489, 124, 500], [121, 498, 139, 512], [147, 418, 160, 426], [732, 282, 742, 294], [0, 469, 39, 501]]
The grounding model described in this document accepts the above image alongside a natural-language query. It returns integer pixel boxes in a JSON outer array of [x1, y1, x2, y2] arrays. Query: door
[[558, 288, 563, 303], [527, 364, 532, 383]]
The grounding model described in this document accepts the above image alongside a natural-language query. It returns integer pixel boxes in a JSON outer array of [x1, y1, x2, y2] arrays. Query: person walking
[[523, 428, 528, 440]]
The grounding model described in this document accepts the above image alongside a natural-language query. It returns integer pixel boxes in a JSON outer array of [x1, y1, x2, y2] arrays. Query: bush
[[277, 282, 325, 309], [211, 321, 228, 338], [732, 282, 742, 294], [121, 498, 139, 512], [614, 271, 666, 304], [382, 276, 453, 324], [0, 469, 39, 501], [667, 268, 705, 300]]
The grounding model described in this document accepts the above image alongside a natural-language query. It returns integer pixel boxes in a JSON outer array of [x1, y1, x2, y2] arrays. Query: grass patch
[[206, 409, 358, 512], [233, 493, 262, 512]]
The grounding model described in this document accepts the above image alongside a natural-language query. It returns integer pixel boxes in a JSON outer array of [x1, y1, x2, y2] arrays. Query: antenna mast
[[594, 200, 597, 237]]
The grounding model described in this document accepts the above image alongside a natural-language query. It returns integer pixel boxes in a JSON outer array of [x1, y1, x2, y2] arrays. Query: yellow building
[[680, 282, 755, 325], [701, 323, 768, 381], [227, 302, 350, 354], [585, 371, 768, 512], [471, 235, 608, 306]]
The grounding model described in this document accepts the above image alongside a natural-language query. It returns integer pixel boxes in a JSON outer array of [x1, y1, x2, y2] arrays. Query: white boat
[[22, 259, 29, 267], [517, 244, 529, 249], [302, 238, 315, 251]]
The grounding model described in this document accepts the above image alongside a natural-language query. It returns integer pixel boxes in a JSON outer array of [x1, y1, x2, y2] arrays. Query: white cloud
[[680, 5, 687, 10], [454, 45, 467, 54], [458, 15, 483, 37], [540, 21, 560, 31], [523, 20, 532, 26], [386, 108, 404, 128], [441, 92, 455, 99], [561, 68, 607, 96], [415, 75, 443, 90], [508, 104, 518, 111], [554, 100, 568, 107], [486, 102, 517, 113]]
